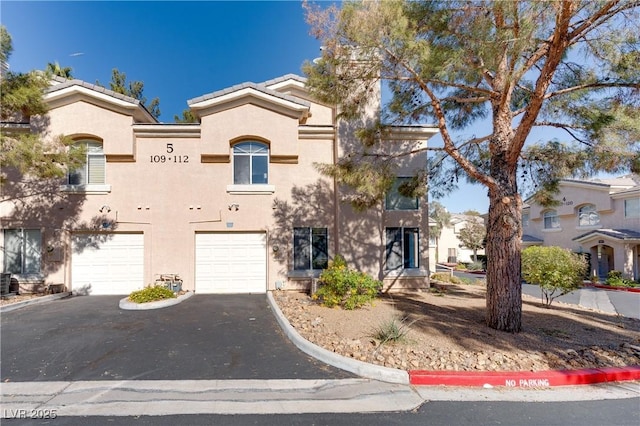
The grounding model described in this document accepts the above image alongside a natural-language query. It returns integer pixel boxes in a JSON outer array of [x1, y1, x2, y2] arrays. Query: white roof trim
[[266, 79, 307, 91], [44, 85, 137, 109]]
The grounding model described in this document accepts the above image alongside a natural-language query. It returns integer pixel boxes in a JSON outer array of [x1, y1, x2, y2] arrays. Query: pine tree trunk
[[485, 156, 523, 332]]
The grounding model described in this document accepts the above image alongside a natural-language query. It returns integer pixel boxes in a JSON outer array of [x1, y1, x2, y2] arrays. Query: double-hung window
[[68, 141, 106, 185], [543, 210, 559, 229], [385, 177, 419, 210], [3, 229, 42, 275], [293, 227, 328, 271], [385, 227, 419, 270], [233, 142, 268, 185], [578, 204, 600, 226]]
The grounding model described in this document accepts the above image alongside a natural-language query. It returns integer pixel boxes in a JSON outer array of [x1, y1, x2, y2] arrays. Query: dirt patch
[[274, 282, 640, 372]]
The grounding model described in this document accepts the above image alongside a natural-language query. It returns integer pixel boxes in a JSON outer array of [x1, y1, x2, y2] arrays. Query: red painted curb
[[409, 366, 640, 387], [591, 284, 640, 293]]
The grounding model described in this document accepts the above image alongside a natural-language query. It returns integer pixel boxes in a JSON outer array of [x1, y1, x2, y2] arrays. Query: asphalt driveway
[[0, 294, 354, 382]]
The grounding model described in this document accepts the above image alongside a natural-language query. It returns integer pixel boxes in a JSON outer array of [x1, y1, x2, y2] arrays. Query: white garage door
[[72, 233, 144, 295], [195, 232, 266, 294]]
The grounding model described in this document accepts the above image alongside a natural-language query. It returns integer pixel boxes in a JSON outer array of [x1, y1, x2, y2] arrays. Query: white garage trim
[[195, 232, 267, 294], [71, 233, 144, 295]]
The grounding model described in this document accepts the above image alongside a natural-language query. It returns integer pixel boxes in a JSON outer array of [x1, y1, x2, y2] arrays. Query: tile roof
[[47, 75, 141, 105], [522, 234, 544, 243], [187, 77, 310, 108]]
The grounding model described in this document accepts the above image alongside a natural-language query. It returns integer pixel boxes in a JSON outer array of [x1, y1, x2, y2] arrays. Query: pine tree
[[303, 0, 640, 331], [0, 26, 84, 181], [97, 68, 161, 119]]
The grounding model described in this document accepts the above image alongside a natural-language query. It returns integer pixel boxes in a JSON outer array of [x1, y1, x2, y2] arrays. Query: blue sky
[[1, 0, 489, 213]]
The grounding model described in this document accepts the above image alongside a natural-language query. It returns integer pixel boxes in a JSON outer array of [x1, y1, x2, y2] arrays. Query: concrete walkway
[[521, 283, 640, 319]]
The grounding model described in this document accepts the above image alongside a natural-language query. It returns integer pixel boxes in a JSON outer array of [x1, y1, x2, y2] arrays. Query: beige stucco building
[[1, 74, 439, 295], [522, 175, 640, 280], [434, 213, 486, 265]]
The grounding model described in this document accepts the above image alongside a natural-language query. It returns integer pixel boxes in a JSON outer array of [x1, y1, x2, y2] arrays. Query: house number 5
[[150, 143, 189, 163]]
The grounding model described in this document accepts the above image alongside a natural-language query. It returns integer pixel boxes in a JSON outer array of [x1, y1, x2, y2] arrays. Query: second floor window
[[625, 198, 640, 218], [385, 177, 419, 210], [233, 141, 268, 184], [68, 141, 105, 185], [578, 204, 600, 226], [543, 210, 559, 229]]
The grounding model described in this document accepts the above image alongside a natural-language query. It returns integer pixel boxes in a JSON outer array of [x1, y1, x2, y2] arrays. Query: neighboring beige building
[[434, 213, 486, 265], [522, 175, 640, 280], [1, 74, 439, 295]]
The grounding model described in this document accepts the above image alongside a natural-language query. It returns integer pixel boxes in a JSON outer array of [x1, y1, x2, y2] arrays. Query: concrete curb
[[119, 291, 194, 310], [267, 292, 640, 388], [267, 291, 410, 385], [0, 292, 71, 313]]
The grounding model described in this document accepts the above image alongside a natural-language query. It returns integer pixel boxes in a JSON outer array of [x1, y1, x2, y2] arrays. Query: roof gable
[[187, 80, 310, 121], [45, 77, 157, 123]]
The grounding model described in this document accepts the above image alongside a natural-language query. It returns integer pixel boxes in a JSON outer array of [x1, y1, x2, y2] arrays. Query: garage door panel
[[195, 233, 266, 294], [72, 234, 144, 295]]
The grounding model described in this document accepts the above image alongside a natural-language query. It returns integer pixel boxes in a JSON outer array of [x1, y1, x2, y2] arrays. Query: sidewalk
[[521, 283, 640, 320], [2, 378, 639, 417]]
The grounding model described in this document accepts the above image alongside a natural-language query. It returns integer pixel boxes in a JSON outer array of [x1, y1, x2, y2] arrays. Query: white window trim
[[60, 184, 112, 194], [67, 140, 107, 187], [383, 268, 429, 278], [226, 184, 275, 194], [542, 227, 563, 233], [288, 270, 323, 279], [232, 141, 269, 185]]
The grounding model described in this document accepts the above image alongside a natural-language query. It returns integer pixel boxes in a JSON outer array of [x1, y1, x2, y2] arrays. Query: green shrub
[[430, 272, 462, 284], [521, 246, 588, 306], [456, 262, 467, 270], [129, 285, 176, 304], [314, 254, 382, 310], [605, 270, 638, 288]]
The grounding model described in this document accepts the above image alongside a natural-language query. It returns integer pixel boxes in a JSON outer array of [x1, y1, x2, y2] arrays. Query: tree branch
[[382, 46, 496, 189]]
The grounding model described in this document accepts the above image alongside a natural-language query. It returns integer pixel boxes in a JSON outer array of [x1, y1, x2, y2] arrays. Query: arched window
[[68, 140, 105, 185], [233, 141, 268, 184], [578, 204, 600, 226], [543, 210, 559, 229]]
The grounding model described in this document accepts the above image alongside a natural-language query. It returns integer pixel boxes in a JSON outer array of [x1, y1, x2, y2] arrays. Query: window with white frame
[[385, 177, 419, 210], [578, 204, 600, 226], [293, 227, 328, 270], [233, 141, 268, 185], [543, 210, 559, 229], [68, 141, 106, 185], [3, 229, 41, 275], [522, 213, 530, 227], [624, 198, 640, 218], [385, 227, 419, 270]]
